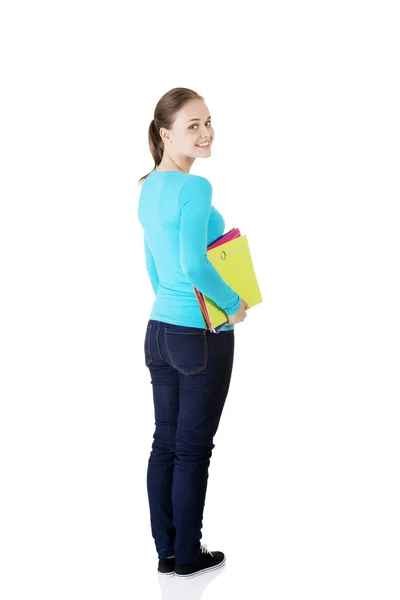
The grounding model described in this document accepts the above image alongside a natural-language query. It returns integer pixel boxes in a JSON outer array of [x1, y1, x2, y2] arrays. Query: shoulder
[[179, 174, 213, 199], [189, 174, 212, 188], [178, 175, 213, 215]]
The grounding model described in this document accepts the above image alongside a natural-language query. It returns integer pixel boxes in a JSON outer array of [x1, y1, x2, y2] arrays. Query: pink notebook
[[207, 227, 241, 250]]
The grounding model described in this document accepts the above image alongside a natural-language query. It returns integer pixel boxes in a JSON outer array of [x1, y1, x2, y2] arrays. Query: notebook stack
[[194, 228, 263, 333]]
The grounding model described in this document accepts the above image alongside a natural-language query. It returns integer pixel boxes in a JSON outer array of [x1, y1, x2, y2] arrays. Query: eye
[[189, 120, 212, 130]]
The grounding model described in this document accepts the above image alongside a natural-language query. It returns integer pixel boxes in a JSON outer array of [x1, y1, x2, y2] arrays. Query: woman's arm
[[178, 176, 241, 316]]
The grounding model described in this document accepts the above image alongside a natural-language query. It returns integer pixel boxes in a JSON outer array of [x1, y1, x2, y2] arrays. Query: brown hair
[[138, 87, 204, 186]]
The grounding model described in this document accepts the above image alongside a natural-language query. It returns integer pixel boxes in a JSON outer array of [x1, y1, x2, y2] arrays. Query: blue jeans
[[144, 319, 235, 564]]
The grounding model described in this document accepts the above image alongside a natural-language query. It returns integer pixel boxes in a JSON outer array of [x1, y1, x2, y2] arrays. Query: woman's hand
[[227, 299, 249, 325]]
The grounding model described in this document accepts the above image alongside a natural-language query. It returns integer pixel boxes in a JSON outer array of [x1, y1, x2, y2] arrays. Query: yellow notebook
[[203, 234, 263, 329]]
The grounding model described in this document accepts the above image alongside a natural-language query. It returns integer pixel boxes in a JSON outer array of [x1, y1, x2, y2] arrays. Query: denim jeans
[[144, 319, 235, 564]]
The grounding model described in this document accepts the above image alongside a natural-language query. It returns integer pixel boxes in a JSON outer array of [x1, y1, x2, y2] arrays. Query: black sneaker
[[157, 556, 175, 577], [175, 543, 226, 579]]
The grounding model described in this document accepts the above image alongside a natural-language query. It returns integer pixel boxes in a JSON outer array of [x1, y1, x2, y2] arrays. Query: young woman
[[137, 87, 248, 579]]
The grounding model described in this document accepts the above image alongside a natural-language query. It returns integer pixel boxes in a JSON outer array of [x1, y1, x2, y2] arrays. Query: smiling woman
[[138, 87, 215, 183], [137, 87, 248, 578]]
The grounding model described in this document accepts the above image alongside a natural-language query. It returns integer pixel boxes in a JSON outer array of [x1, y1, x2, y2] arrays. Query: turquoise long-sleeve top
[[137, 169, 241, 330]]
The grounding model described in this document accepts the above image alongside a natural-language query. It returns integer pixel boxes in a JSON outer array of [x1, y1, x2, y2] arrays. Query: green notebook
[[204, 234, 263, 329]]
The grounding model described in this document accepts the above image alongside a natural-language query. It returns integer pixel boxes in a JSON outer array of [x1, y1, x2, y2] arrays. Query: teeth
[[197, 142, 209, 147]]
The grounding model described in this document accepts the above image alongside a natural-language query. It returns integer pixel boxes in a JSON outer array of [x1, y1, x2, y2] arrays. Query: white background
[[1, 1, 399, 599]]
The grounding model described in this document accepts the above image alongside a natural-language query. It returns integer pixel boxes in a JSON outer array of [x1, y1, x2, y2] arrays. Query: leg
[[145, 321, 179, 559], [159, 321, 235, 565]]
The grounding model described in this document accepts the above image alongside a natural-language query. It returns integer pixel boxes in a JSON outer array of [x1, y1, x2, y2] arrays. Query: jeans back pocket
[[164, 328, 207, 375]]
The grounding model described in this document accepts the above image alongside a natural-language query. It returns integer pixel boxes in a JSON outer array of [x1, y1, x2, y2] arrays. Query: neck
[[157, 154, 195, 174]]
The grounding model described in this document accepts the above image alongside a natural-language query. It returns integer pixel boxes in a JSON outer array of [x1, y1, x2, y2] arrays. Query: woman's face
[[161, 99, 214, 160]]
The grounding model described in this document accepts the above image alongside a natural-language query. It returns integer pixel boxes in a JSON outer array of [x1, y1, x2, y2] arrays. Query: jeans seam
[[145, 323, 153, 366], [156, 320, 163, 361]]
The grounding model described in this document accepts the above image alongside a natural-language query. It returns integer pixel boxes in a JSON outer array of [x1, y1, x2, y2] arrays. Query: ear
[[159, 127, 171, 145]]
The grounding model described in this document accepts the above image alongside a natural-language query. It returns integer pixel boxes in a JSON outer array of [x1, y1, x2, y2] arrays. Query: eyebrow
[[186, 115, 211, 123]]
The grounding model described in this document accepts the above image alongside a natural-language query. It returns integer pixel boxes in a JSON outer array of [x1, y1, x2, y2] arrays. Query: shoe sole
[[157, 570, 175, 577], [174, 556, 226, 579]]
